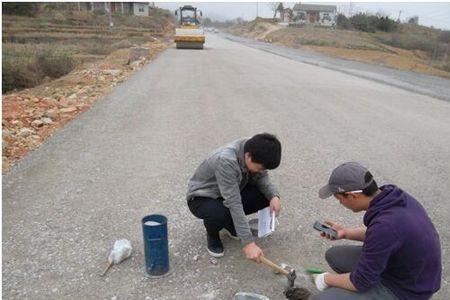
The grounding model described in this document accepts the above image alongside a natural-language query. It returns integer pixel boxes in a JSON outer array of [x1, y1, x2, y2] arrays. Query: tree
[[336, 13, 351, 29], [377, 16, 397, 32], [439, 30, 450, 43], [203, 17, 213, 27], [408, 16, 419, 25], [235, 17, 244, 25], [269, 2, 284, 19], [349, 12, 397, 33], [2, 2, 39, 16], [351, 13, 376, 32]]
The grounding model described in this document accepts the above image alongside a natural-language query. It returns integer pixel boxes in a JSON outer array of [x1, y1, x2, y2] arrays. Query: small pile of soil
[[284, 287, 312, 300]]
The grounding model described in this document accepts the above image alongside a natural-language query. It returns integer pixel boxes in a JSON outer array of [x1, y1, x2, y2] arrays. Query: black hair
[[362, 171, 378, 196], [244, 133, 281, 169]]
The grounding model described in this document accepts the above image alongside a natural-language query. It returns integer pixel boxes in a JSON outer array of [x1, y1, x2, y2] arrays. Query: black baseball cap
[[319, 162, 375, 199]]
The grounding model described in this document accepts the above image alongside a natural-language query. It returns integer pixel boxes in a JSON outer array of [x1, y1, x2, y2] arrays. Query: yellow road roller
[[174, 5, 205, 49]]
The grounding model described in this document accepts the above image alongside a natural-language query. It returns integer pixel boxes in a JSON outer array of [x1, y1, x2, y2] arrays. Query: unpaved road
[[3, 34, 450, 300]]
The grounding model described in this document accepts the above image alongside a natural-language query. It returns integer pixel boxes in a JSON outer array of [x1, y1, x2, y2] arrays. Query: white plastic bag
[[108, 239, 132, 264]]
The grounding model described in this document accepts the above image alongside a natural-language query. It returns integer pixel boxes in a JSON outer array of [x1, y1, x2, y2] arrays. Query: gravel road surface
[[3, 34, 450, 300]]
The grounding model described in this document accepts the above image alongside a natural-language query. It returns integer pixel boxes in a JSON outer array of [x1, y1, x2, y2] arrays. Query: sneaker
[[206, 233, 224, 257], [220, 228, 240, 241]]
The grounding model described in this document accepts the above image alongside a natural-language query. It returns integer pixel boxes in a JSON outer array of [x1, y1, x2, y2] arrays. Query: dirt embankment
[[225, 20, 450, 79], [2, 10, 175, 173]]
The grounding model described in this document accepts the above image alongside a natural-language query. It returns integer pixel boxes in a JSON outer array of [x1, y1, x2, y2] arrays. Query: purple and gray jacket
[[350, 185, 441, 300]]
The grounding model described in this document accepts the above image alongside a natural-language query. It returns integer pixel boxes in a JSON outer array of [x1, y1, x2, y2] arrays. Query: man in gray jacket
[[187, 133, 282, 261]]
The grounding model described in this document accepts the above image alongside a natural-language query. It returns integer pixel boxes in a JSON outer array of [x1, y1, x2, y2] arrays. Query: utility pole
[[397, 10, 402, 22], [107, 2, 114, 29], [256, 1, 259, 19]]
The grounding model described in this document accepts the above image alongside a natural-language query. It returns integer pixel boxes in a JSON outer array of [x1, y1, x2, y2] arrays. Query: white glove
[[314, 272, 330, 291]]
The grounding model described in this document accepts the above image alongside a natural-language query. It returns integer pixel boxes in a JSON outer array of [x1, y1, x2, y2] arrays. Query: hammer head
[[287, 269, 297, 288], [283, 265, 297, 288]]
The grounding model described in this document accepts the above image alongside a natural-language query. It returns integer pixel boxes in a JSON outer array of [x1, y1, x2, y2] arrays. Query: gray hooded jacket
[[186, 138, 279, 244]]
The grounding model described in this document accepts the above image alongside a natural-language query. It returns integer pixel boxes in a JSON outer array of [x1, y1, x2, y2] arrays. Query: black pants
[[188, 184, 270, 236], [311, 246, 399, 300]]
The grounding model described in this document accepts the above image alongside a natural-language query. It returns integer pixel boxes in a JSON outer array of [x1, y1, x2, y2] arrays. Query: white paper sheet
[[257, 207, 277, 237]]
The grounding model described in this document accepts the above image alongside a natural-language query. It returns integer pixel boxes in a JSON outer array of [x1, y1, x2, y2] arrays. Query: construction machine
[[174, 5, 205, 49]]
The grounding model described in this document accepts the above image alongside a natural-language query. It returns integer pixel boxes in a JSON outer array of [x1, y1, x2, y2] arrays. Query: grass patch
[[267, 27, 385, 51], [2, 43, 75, 92], [373, 24, 449, 59], [2, 9, 174, 93]]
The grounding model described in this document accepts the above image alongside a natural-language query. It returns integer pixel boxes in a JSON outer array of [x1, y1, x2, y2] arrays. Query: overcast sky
[[156, 2, 450, 30]]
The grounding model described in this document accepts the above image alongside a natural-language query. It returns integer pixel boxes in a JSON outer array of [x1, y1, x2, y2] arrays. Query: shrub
[[2, 2, 39, 17], [150, 8, 172, 19], [385, 33, 434, 53], [93, 10, 106, 16], [2, 43, 75, 93], [438, 61, 450, 72], [35, 48, 74, 78], [336, 14, 351, 29], [351, 13, 377, 32], [81, 39, 114, 55], [377, 16, 397, 32], [408, 16, 419, 25], [2, 53, 40, 92], [439, 30, 450, 43], [53, 12, 67, 23], [112, 39, 133, 49], [336, 12, 397, 33], [42, 3, 64, 12]]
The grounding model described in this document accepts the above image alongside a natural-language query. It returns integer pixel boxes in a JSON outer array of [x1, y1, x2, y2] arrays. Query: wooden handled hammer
[[260, 256, 297, 288]]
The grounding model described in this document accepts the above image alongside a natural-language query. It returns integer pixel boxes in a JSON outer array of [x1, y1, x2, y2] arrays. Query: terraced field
[[2, 10, 175, 92], [2, 9, 175, 172]]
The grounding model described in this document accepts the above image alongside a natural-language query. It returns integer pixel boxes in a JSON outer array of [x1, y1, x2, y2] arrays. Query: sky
[[156, 2, 450, 30]]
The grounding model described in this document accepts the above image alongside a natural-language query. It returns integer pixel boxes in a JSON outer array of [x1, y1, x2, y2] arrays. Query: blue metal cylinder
[[142, 214, 169, 277]]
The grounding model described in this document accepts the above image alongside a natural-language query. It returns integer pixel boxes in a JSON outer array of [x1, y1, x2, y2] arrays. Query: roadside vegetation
[[2, 3, 175, 172], [2, 3, 174, 93], [222, 13, 450, 78]]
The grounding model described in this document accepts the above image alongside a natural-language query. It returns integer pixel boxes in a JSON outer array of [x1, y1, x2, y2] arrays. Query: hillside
[[225, 19, 450, 79], [2, 7, 175, 92], [2, 7, 175, 172]]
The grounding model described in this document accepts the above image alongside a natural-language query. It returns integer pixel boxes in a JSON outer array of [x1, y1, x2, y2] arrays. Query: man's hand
[[320, 220, 346, 240], [243, 242, 263, 263], [269, 196, 281, 216]]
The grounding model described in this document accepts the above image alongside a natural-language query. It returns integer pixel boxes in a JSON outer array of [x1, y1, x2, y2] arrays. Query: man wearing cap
[[312, 162, 441, 300]]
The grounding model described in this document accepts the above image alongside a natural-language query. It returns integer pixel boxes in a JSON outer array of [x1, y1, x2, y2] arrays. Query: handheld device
[[313, 221, 338, 239]]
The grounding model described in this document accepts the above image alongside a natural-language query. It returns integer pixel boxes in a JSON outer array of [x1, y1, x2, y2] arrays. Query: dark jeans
[[311, 245, 399, 300], [187, 184, 270, 236]]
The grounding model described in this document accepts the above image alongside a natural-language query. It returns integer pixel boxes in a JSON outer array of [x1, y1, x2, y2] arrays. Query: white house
[[292, 3, 337, 27], [78, 2, 150, 16], [133, 2, 148, 16]]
